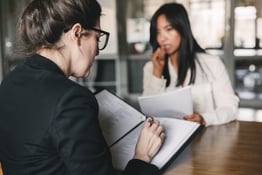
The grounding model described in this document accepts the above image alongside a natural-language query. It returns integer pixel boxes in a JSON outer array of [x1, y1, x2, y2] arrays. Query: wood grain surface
[[164, 121, 262, 175]]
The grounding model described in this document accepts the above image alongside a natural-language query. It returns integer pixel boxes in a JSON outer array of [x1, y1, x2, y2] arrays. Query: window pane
[[234, 6, 256, 48], [189, 0, 225, 49], [2, 0, 30, 73], [235, 60, 262, 100]]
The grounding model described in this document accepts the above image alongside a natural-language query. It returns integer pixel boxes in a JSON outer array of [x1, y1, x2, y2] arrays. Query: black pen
[[147, 117, 154, 125]]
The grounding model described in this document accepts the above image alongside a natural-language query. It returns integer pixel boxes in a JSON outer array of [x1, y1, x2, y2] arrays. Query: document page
[[151, 118, 199, 169], [110, 117, 200, 170], [95, 89, 201, 171], [109, 124, 142, 170], [95, 89, 145, 146], [138, 86, 193, 119]]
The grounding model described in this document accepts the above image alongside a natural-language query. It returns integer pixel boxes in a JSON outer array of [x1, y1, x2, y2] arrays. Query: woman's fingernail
[[147, 117, 154, 125]]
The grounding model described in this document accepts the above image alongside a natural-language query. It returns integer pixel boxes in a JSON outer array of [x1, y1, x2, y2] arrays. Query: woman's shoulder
[[195, 53, 227, 77], [143, 60, 153, 70], [196, 53, 224, 65], [196, 52, 220, 60], [41, 73, 94, 102]]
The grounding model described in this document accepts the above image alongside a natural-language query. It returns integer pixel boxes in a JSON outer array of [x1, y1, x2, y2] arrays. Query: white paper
[[150, 118, 198, 168], [138, 86, 193, 119], [95, 90, 145, 146], [95, 89, 200, 171], [110, 117, 199, 170]]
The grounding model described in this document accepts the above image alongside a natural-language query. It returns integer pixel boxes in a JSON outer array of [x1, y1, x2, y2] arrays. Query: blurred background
[[0, 0, 262, 121]]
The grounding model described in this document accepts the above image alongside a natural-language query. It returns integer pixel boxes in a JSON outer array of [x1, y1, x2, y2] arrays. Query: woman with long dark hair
[[143, 3, 239, 126]]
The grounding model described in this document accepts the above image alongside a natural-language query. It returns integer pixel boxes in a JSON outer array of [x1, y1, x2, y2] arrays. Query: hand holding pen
[[133, 117, 165, 163]]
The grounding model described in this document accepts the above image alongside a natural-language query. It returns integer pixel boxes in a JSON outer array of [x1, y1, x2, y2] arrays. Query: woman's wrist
[[133, 153, 151, 163], [153, 69, 162, 78], [198, 114, 206, 125]]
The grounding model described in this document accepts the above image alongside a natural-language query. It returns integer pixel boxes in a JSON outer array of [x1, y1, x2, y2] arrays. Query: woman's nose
[[158, 32, 167, 42]]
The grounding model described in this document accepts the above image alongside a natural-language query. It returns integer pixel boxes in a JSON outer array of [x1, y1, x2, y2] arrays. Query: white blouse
[[142, 53, 239, 126]]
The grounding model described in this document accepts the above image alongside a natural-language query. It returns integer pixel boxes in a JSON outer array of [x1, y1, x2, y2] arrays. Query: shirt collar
[[25, 54, 65, 76]]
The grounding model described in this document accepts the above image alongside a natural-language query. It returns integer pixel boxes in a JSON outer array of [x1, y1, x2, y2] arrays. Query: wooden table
[[164, 121, 262, 175]]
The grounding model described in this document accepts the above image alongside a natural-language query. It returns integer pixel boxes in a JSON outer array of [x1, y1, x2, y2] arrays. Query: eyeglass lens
[[98, 34, 107, 50]]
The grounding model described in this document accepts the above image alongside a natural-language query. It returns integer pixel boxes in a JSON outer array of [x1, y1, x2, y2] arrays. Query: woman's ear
[[70, 23, 83, 45]]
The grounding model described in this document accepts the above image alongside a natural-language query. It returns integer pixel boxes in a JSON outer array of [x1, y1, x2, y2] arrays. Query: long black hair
[[150, 3, 205, 87]]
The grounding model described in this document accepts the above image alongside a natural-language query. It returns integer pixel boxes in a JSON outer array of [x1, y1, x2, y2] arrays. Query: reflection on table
[[164, 121, 262, 175]]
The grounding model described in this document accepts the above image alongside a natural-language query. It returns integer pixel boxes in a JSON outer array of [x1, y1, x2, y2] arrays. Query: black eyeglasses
[[91, 28, 110, 51], [64, 26, 110, 51]]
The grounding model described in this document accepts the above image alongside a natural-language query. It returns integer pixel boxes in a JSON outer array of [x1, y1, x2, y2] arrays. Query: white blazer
[[142, 53, 239, 126]]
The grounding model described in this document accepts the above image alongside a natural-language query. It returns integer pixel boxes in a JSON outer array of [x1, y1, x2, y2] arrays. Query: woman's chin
[[84, 70, 90, 77]]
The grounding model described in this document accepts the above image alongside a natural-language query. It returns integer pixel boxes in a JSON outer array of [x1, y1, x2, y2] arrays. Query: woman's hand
[[183, 113, 206, 125], [151, 48, 166, 78], [133, 118, 165, 163]]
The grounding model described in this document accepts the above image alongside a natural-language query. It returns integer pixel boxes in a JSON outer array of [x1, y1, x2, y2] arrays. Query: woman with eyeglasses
[[0, 0, 165, 175]]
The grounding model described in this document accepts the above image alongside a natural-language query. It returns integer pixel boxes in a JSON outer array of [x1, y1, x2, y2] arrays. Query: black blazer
[[0, 54, 159, 175]]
